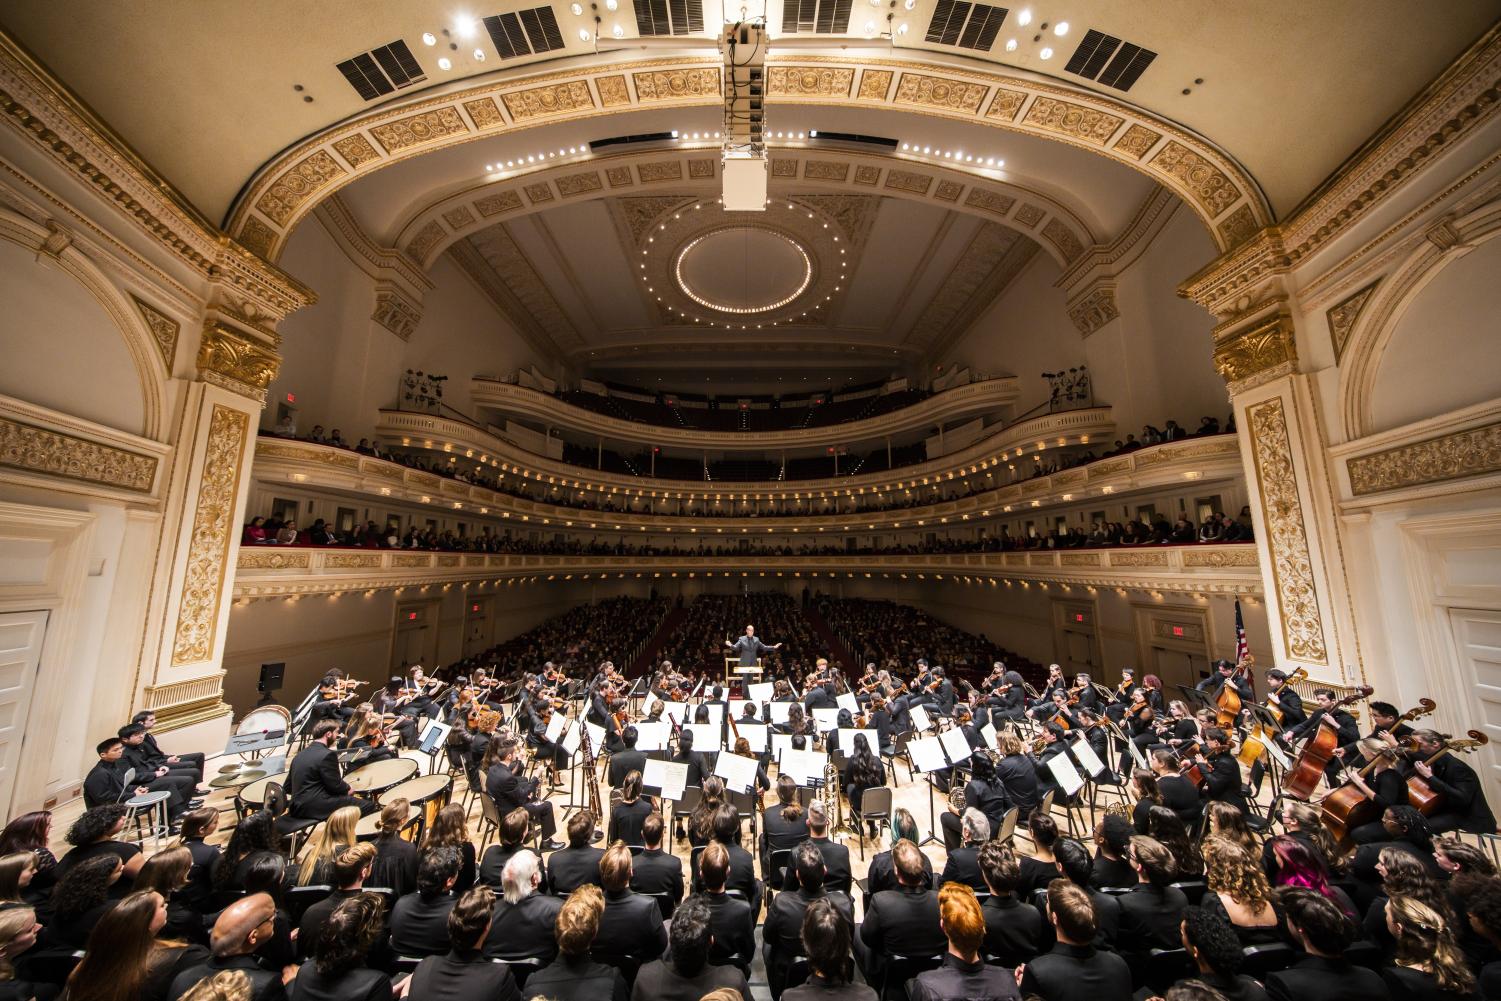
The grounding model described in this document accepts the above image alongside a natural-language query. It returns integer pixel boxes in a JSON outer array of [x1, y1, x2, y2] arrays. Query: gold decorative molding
[[1109, 551, 1169, 567], [556, 170, 604, 196], [858, 70, 893, 101], [372, 285, 422, 340], [1247, 397, 1327, 664], [1013, 203, 1045, 228], [638, 160, 684, 182], [767, 66, 854, 97], [1042, 218, 1085, 263], [1113, 124, 1161, 159], [0, 415, 158, 493], [237, 549, 312, 570], [443, 206, 476, 228], [196, 323, 281, 400], [254, 150, 346, 227], [965, 188, 1014, 216], [476, 190, 524, 216], [1150, 141, 1240, 218], [1066, 283, 1119, 337], [333, 134, 381, 168], [1059, 552, 1102, 567], [632, 68, 720, 102], [1182, 547, 1260, 568], [772, 158, 798, 177], [1347, 420, 1501, 496], [171, 405, 249, 667], [323, 552, 384, 569], [885, 169, 932, 194], [893, 72, 987, 114], [1023, 95, 1123, 144], [596, 75, 630, 106], [1326, 280, 1378, 363], [1213, 312, 1298, 387], [463, 97, 505, 129], [985, 87, 1026, 121], [130, 294, 180, 369]]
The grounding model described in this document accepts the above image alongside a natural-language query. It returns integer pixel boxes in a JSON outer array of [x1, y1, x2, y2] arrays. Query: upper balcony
[[469, 375, 1020, 451]]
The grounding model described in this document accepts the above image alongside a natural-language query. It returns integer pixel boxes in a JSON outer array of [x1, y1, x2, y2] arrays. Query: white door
[[0, 611, 47, 816], [1448, 608, 1501, 799]]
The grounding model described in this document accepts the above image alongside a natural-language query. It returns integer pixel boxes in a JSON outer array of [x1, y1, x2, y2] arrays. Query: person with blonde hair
[[522, 885, 627, 1001], [295, 806, 360, 887], [1201, 838, 1283, 945], [1204, 801, 1258, 856], [0, 853, 36, 906], [1382, 894, 1476, 999], [0, 906, 48, 1001], [912, 882, 1020, 1000], [177, 970, 252, 1001]]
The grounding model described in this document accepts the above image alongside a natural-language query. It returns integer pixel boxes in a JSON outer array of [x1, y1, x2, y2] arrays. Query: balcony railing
[[233, 543, 1262, 598], [468, 376, 1020, 449]]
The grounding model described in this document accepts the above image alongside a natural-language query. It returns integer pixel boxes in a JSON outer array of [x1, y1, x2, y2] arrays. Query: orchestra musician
[[311, 671, 359, 723], [983, 670, 1028, 724], [1027, 689, 1082, 731], [1283, 688, 1361, 783], [1194, 726, 1249, 815], [726, 624, 781, 666], [371, 679, 421, 749], [1264, 669, 1306, 728], [485, 737, 564, 852], [1029, 663, 1067, 710], [286, 720, 378, 820], [1196, 659, 1254, 709], [1408, 728, 1497, 834]]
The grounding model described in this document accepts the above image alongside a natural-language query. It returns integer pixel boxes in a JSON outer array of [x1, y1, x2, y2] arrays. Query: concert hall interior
[[2, 4, 1501, 1001]]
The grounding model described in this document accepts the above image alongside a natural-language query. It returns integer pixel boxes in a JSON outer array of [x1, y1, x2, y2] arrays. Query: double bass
[[1280, 685, 1373, 802], [1214, 656, 1254, 729]]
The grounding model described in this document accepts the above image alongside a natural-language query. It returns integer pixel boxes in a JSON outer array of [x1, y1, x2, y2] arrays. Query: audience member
[[406, 885, 519, 1001], [520, 885, 628, 1001], [629, 894, 750, 1001]]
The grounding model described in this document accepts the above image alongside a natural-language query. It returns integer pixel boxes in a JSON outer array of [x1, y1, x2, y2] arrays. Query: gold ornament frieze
[[1348, 421, 1501, 496], [333, 134, 381, 168], [1182, 548, 1259, 568], [606, 166, 634, 187], [556, 171, 604, 197], [1042, 218, 1085, 262], [255, 150, 346, 227], [502, 80, 595, 121], [363, 460, 404, 480], [1326, 281, 1378, 363], [853, 165, 880, 186], [0, 416, 158, 493], [324, 553, 383, 569], [1023, 96, 1122, 145], [858, 70, 893, 101], [1013, 203, 1045, 228], [894, 72, 988, 114], [1059, 552, 1102, 567], [475, 191, 524, 216], [172, 405, 249, 666], [436, 554, 461, 567], [986, 87, 1026, 121], [638, 161, 684, 182], [1213, 313, 1297, 386], [523, 182, 555, 204], [196, 323, 280, 396], [804, 160, 849, 181], [1247, 397, 1327, 664], [885, 169, 933, 194], [1109, 551, 1168, 567], [443, 206, 476, 229], [688, 159, 716, 179], [965, 187, 1014, 216], [633, 68, 721, 102], [935, 179, 964, 202], [1113, 124, 1161, 160], [238, 218, 277, 260], [1067, 284, 1119, 336], [1087, 457, 1133, 478], [238, 550, 312, 570], [370, 107, 469, 153], [392, 553, 434, 568], [462, 98, 505, 129], [772, 158, 799, 177], [766, 66, 854, 98], [1150, 141, 1241, 219], [404, 220, 447, 263], [1217, 205, 1258, 248], [596, 75, 631, 107], [130, 294, 180, 369]]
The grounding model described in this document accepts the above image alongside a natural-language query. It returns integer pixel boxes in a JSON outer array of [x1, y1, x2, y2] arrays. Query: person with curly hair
[[1433, 837, 1496, 879], [1144, 805, 1203, 879], [1178, 905, 1271, 1001], [1201, 838, 1284, 946], [1381, 894, 1476, 1000], [177, 971, 252, 1001], [1204, 801, 1259, 857], [56, 804, 144, 885], [1362, 847, 1456, 950], [64, 889, 209, 1001], [49, 853, 124, 948], [288, 893, 393, 1001], [0, 905, 51, 1001], [212, 812, 278, 896]]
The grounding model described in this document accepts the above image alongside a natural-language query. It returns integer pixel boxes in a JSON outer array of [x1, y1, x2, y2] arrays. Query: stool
[[126, 790, 172, 850]]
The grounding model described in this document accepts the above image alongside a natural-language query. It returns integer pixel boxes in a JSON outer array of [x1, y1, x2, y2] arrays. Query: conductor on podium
[[726, 624, 781, 666]]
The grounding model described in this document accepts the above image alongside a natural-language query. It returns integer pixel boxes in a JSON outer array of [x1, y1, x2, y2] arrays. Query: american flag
[[1234, 598, 1250, 663]]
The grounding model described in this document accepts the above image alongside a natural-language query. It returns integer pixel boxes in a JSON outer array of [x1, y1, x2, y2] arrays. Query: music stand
[[1177, 685, 1217, 716], [904, 735, 950, 848]]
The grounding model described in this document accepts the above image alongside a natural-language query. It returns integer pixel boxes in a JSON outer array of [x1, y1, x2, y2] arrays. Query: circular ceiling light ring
[[673, 226, 815, 315]]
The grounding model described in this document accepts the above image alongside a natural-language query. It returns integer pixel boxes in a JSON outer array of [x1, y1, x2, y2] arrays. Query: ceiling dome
[[675, 226, 813, 315]]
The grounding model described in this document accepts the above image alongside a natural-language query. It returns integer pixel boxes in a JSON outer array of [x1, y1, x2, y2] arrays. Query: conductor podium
[[724, 655, 763, 686]]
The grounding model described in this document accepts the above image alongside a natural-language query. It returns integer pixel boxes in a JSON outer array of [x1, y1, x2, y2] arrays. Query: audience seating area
[[556, 383, 932, 433]]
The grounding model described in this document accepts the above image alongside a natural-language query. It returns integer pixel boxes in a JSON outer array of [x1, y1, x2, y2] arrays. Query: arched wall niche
[[1338, 196, 1501, 440], [0, 210, 164, 439]]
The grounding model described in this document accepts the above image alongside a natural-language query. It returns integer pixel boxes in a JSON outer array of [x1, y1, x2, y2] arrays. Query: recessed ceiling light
[[863, 19, 876, 33], [570, 2, 583, 12], [422, 32, 437, 46], [612, 23, 623, 36], [473, 48, 485, 61], [437, 57, 453, 70], [607, 0, 619, 8], [897, 22, 908, 34], [455, 16, 477, 38], [578, 28, 591, 41], [1039, 46, 1053, 59], [1054, 20, 1069, 35], [1005, 37, 1017, 51], [1017, 8, 1032, 25]]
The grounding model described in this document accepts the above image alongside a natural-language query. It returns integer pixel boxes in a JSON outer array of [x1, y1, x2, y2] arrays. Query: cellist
[[1282, 688, 1361, 784], [1408, 728, 1497, 835], [1195, 659, 1254, 715]]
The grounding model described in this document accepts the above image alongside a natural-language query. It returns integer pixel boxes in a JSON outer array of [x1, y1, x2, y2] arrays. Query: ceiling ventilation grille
[[335, 40, 426, 101], [779, 0, 854, 34], [636, 0, 705, 35], [1063, 28, 1157, 91], [925, 0, 1007, 50], [483, 8, 566, 59]]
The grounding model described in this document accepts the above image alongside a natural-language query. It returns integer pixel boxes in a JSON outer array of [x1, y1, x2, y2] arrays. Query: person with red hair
[[910, 883, 1020, 1001]]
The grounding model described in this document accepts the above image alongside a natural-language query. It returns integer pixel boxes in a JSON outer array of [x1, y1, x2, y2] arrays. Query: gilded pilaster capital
[[1212, 304, 1299, 394], [196, 322, 280, 401]]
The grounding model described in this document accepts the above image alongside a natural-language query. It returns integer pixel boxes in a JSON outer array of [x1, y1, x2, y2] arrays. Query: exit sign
[[407, 612, 418, 621], [285, 392, 296, 403], [1074, 613, 1085, 623], [1172, 626, 1185, 637], [471, 604, 480, 612]]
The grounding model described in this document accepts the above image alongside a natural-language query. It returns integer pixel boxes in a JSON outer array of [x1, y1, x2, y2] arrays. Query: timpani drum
[[237, 771, 289, 813], [236, 705, 292, 738], [380, 774, 452, 838], [354, 811, 384, 842], [344, 757, 418, 798]]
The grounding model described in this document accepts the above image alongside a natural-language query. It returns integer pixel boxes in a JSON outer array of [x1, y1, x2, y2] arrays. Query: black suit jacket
[[287, 743, 351, 815], [1203, 751, 1248, 812], [410, 948, 520, 1001], [484, 892, 562, 962], [630, 848, 684, 902], [860, 885, 947, 960], [389, 891, 457, 957], [594, 888, 667, 959], [866, 848, 933, 896], [1265, 955, 1392, 1001], [548, 846, 605, 896], [628, 958, 749, 1001], [169, 953, 288, 1001], [996, 754, 1040, 819], [703, 891, 755, 966], [297, 889, 364, 961], [478, 843, 548, 894], [1116, 883, 1188, 952], [288, 965, 392, 1001], [1018, 942, 1133, 1001], [523, 955, 628, 1001], [980, 894, 1043, 966], [1158, 773, 1203, 826], [802, 837, 852, 895], [608, 749, 648, 787], [939, 846, 987, 893], [487, 761, 537, 818], [763, 888, 854, 993], [1427, 754, 1496, 832], [761, 808, 809, 859], [608, 799, 654, 846], [83, 760, 130, 809]]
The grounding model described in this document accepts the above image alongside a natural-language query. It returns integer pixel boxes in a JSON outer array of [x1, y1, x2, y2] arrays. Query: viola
[[1281, 685, 1373, 802]]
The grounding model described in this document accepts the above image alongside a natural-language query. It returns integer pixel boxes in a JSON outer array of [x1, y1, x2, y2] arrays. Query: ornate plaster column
[[1181, 237, 1362, 685], [137, 243, 315, 740]]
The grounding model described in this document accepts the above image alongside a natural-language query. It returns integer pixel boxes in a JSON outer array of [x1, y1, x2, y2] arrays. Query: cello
[[1280, 685, 1373, 802], [1214, 655, 1254, 729], [1407, 730, 1489, 816]]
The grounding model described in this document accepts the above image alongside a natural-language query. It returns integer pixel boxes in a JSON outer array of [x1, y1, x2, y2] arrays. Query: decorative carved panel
[[196, 323, 280, 398], [804, 160, 850, 181], [442, 206, 476, 229], [332, 134, 381, 168], [475, 191, 524, 216], [1247, 397, 1327, 663], [1042, 218, 1084, 262], [1113, 124, 1161, 159], [1326, 281, 1379, 363], [369, 107, 469, 152], [893, 72, 988, 113], [501, 81, 595, 121], [0, 416, 158, 492], [638, 161, 684, 182], [1214, 314, 1297, 386], [1150, 141, 1240, 218], [857, 70, 893, 100], [596, 75, 631, 107], [1013, 204, 1045, 228], [605, 166, 634, 187], [934, 179, 964, 202], [404, 219, 447, 262], [985, 88, 1026, 121], [255, 151, 346, 226], [853, 165, 880, 186], [632, 68, 721, 102], [556, 171, 604, 197], [965, 188, 1014, 216], [523, 182, 554, 204], [1023, 96, 1123, 144], [1347, 422, 1501, 496], [130, 294, 180, 369], [463, 98, 505, 128], [237, 550, 312, 570], [885, 170, 933, 194], [1217, 205, 1258, 247], [171, 405, 249, 666], [766, 66, 855, 97]]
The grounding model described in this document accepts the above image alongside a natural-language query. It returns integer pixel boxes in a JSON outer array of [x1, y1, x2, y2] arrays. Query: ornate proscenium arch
[[227, 54, 1272, 263]]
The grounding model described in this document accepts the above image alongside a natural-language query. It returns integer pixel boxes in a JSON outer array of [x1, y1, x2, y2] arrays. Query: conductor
[[726, 624, 781, 666]]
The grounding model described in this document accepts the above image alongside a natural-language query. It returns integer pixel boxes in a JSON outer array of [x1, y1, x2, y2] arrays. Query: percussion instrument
[[345, 757, 419, 797], [382, 774, 453, 837], [209, 768, 265, 790], [237, 771, 290, 813], [354, 811, 385, 842], [236, 705, 292, 738]]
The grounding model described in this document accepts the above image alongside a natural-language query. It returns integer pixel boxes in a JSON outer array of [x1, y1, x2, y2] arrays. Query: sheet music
[[544, 712, 567, 743], [939, 726, 973, 766], [770, 733, 795, 765], [837, 728, 880, 754], [633, 721, 669, 752], [1262, 732, 1291, 769], [641, 691, 659, 718], [729, 699, 749, 720], [736, 723, 769, 753], [1127, 736, 1149, 770], [685, 722, 723, 751], [657, 760, 690, 801], [836, 692, 860, 715], [811, 708, 841, 732], [714, 751, 759, 794], [766, 701, 793, 724], [559, 721, 580, 755], [779, 748, 827, 786], [1047, 753, 1086, 797], [1070, 735, 1108, 777], [701, 704, 725, 727], [748, 682, 775, 702], [584, 721, 606, 755], [981, 723, 1000, 751], [907, 734, 948, 773], [908, 705, 932, 732]]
